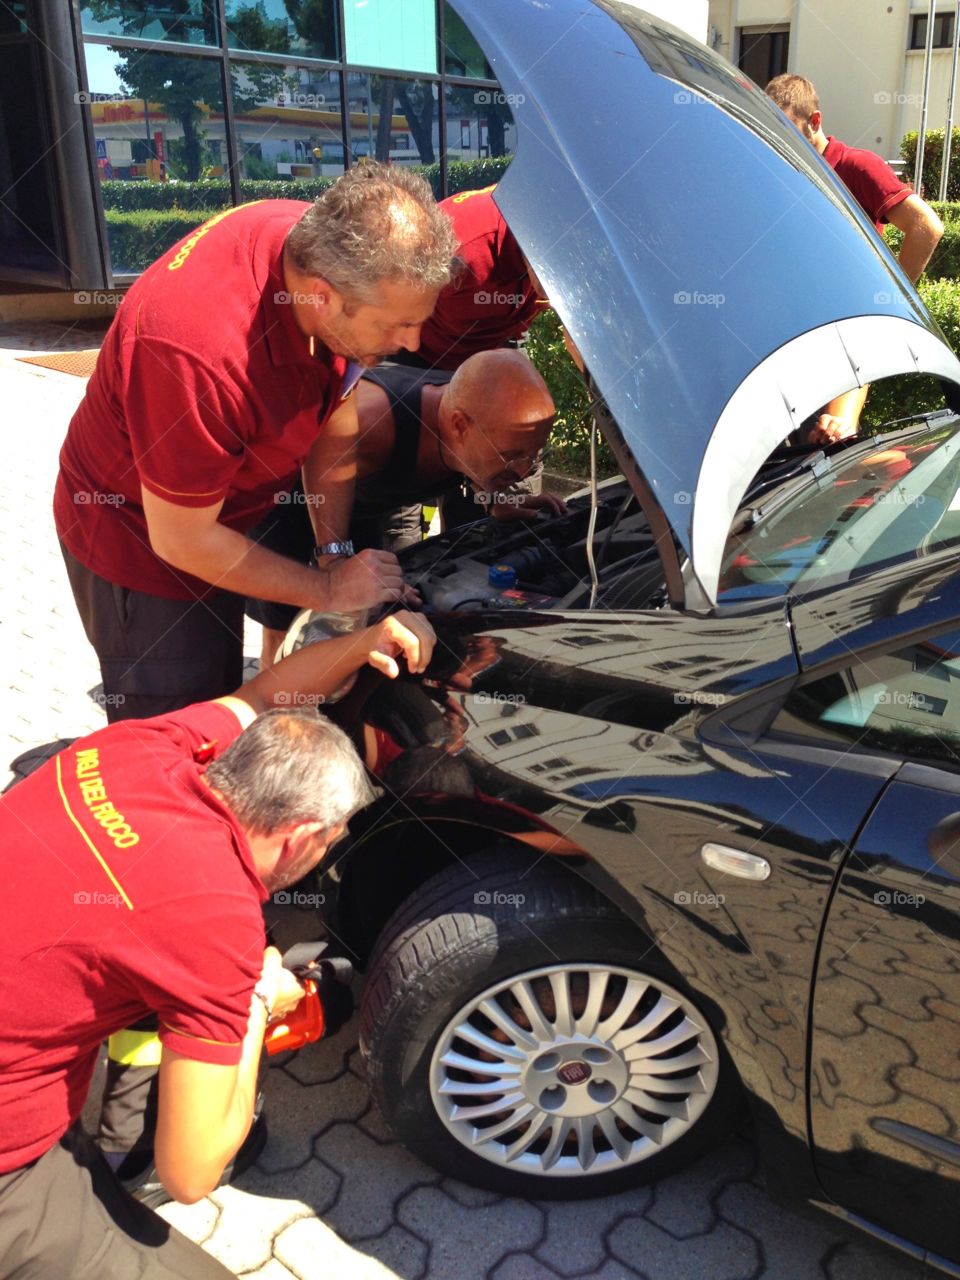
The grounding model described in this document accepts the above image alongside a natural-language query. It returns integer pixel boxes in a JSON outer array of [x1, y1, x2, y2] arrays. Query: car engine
[[402, 478, 669, 613]]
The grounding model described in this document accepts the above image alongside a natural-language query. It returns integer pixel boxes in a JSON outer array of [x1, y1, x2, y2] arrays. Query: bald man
[[247, 349, 560, 665]]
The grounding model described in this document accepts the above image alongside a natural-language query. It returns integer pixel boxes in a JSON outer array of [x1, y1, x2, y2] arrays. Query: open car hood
[[450, 0, 960, 605]]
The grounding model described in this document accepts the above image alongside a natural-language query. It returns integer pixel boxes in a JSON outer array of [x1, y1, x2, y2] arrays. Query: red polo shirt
[[0, 700, 265, 1173], [54, 200, 354, 600], [415, 186, 548, 369], [823, 136, 913, 231]]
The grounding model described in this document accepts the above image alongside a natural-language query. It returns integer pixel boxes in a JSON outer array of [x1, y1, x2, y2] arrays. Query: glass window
[[718, 419, 960, 603], [910, 12, 955, 50], [79, 0, 218, 45], [444, 82, 517, 166], [0, 3, 27, 37], [225, 0, 337, 61], [83, 44, 229, 274], [773, 629, 960, 769], [442, 3, 492, 79], [344, 0, 437, 76], [346, 73, 440, 173], [231, 64, 345, 189]]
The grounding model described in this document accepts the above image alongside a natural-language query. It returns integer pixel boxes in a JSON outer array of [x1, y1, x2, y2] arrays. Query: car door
[[763, 627, 960, 1263]]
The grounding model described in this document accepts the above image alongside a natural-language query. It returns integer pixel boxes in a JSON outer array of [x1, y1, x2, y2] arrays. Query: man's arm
[[216, 610, 435, 728], [886, 193, 944, 283], [302, 396, 358, 547], [141, 488, 407, 613], [154, 948, 299, 1203]]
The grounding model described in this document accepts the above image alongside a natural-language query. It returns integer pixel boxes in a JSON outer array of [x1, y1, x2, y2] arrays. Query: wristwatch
[[313, 540, 354, 562]]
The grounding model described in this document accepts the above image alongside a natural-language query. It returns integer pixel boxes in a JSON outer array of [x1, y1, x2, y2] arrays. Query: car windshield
[[717, 419, 960, 602]]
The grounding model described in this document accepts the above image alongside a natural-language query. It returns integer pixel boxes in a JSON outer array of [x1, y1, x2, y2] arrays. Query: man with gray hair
[[0, 610, 435, 1278], [55, 162, 459, 724]]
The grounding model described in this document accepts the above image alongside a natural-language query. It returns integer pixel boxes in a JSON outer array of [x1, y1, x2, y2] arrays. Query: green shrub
[[525, 310, 616, 478], [884, 213, 960, 279], [105, 208, 218, 273], [900, 129, 960, 201], [99, 156, 512, 214], [862, 276, 960, 427]]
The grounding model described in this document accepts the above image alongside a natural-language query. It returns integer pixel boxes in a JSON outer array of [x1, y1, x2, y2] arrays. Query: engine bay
[[401, 478, 670, 613]]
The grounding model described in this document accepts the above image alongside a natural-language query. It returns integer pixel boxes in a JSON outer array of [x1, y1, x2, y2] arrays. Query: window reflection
[[232, 64, 345, 184], [346, 73, 440, 171], [444, 82, 516, 162], [83, 44, 228, 273], [442, 3, 492, 79], [79, 0, 218, 45], [225, 0, 337, 61]]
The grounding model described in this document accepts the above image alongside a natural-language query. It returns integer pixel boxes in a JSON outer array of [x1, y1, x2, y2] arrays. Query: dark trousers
[[0, 1125, 234, 1278], [59, 545, 246, 1159], [60, 543, 245, 724]]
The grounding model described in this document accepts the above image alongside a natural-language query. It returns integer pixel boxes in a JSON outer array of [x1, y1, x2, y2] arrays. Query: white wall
[[622, 0, 710, 42]]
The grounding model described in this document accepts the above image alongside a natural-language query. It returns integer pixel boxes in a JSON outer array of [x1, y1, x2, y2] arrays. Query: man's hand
[[808, 412, 860, 446], [314, 549, 414, 610], [364, 610, 436, 679], [257, 946, 306, 1020], [490, 492, 568, 522]]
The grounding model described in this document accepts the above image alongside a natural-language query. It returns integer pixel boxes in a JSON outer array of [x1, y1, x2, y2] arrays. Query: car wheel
[[359, 852, 742, 1198]]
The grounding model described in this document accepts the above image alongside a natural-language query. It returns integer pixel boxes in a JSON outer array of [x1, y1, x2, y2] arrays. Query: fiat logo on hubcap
[[557, 1060, 591, 1085]]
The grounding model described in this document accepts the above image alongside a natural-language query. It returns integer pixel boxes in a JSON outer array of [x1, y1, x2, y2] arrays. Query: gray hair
[[205, 708, 375, 835], [285, 160, 461, 301]]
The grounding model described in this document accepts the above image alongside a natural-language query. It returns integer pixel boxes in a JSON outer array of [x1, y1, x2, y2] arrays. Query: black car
[[288, 2, 960, 1271]]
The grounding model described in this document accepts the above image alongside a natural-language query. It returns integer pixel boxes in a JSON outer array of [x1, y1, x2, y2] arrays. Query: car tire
[[359, 850, 743, 1199]]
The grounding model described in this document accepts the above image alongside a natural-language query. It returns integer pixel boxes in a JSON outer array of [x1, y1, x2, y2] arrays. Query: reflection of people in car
[[766, 74, 944, 446], [248, 349, 559, 669]]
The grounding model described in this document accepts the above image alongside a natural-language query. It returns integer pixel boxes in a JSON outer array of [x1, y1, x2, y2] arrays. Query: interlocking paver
[[1, 328, 927, 1279]]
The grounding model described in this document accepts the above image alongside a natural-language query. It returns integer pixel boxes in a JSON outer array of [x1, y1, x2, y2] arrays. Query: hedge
[[100, 155, 512, 213], [105, 208, 220, 273], [901, 129, 960, 202], [861, 276, 960, 427], [884, 209, 960, 279]]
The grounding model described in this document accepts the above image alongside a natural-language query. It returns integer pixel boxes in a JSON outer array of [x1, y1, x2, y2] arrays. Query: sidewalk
[[0, 323, 916, 1280]]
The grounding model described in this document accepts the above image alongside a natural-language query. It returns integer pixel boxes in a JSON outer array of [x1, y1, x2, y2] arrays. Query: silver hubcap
[[429, 963, 720, 1178]]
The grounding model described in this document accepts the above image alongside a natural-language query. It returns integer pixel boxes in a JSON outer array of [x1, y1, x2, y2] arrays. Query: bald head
[[440, 349, 555, 493]]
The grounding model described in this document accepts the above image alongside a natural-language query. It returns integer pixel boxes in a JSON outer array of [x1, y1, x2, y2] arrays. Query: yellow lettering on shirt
[[450, 184, 497, 203], [72, 749, 140, 850], [167, 202, 264, 272]]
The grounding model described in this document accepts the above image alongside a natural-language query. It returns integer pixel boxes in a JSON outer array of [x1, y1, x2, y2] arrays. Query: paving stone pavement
[[0, 326, 921, 1279]]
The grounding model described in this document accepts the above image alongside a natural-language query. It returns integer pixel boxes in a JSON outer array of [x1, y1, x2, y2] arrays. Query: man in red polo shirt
[[0, 611, 434, 1278], [766, 74, 944, 443], [406, 184, 550, 370], [54, 162, 458, 723]]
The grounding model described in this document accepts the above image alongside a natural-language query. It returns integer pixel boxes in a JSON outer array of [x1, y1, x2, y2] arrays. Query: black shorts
[[0, 1124, 233, 1278]]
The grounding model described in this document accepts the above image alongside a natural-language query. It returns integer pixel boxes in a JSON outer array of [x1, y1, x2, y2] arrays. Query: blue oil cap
[[489, 563, 517, 589]]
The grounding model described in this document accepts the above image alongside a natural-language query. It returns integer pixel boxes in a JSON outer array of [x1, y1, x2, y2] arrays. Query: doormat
[[16, 349, 100, 377]]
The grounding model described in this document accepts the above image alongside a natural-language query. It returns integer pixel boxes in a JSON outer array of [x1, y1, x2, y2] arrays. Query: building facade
[[709, 0, 960, 177], [0, 0, 708, 296]]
